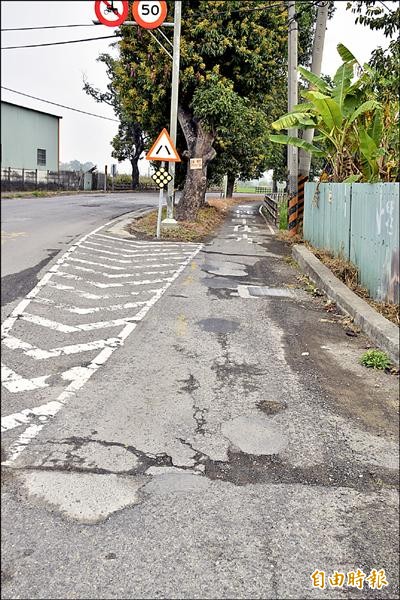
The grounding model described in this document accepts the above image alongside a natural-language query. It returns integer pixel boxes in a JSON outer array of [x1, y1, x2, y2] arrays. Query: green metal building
[[1, 101, 61, 171]]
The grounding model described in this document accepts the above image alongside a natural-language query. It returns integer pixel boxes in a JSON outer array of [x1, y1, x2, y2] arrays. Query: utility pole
[[163, 0, 181, 226], [287, 1, 298, 198], [298, 1, 329, 177]]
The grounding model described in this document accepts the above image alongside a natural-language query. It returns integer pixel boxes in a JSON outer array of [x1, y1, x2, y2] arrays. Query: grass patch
[[128, 196, 258, 242], [128, 205, 222, 243], [360, 349, 391, 370], [278, 201, 288, 230]]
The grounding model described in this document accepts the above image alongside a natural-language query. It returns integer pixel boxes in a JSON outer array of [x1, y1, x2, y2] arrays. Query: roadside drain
[[237, 285, 297, 299]]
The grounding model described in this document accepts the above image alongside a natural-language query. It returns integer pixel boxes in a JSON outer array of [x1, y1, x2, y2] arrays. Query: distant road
[[1, 191, 160, 307]]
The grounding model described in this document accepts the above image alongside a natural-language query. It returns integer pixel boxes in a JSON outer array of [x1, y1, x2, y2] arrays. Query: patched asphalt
[[1, 202, 399, 599]]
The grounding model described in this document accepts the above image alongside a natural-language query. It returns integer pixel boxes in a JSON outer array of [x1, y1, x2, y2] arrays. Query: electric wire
[[2, 34, 120, 50], [1, 86, 119, 122]]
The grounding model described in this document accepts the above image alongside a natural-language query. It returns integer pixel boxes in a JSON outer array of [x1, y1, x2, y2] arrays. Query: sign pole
[[156, 162, 165, 239], [163, 0, 181, 226]]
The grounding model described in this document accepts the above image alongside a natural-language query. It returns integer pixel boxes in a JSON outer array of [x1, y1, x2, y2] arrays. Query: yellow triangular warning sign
[[146, 128, 181, 162]]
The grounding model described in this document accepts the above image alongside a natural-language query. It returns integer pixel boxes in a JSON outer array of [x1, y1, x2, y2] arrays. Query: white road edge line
[[259, 204, 276, 235]]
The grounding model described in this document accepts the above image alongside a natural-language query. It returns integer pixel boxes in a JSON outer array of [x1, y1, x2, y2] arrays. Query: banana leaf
[[332, 62, 354, 109], [298, 66, 330, 93], [269, 134, 326, 157], [348, 100, 381, 124], [336, 44, 358, 64]]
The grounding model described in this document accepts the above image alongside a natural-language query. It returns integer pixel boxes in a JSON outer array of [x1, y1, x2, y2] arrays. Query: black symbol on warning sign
[[156, 145, 171, 156]]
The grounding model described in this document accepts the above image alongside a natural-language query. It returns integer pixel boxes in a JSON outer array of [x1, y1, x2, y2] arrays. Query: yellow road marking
[[1, 230, 27, 245]]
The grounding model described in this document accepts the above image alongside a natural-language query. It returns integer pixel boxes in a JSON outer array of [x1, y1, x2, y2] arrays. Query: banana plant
[[270, 44, 391, 183]]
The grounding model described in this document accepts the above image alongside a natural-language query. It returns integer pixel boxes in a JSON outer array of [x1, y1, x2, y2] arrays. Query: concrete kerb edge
[[292, 244, 399, 365], [104, 208, 155, 238]]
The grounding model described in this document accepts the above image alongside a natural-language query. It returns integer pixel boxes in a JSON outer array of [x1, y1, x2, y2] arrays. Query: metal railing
[[263, 194, 279, 225]]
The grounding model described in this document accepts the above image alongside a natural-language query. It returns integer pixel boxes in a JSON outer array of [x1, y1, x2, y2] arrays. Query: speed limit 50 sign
[[132, 1, 168, 29]]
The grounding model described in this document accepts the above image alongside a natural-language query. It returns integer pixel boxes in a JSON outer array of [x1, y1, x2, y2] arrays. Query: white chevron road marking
[[2, 335, 122, 360], [68, 257, 126, 270], [1, 364, 50, 393], [81, 240, 192, 255], [46, 281, 160, 300], [55, 270, 173, 288], [19, 313, 138, 332], [1, 236, 202, 464], [32, 297, 149, 315]]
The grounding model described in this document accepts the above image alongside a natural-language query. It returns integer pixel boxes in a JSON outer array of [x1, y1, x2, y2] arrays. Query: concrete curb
[[104, 207, 154, 238], [292, 244, 399, 365]]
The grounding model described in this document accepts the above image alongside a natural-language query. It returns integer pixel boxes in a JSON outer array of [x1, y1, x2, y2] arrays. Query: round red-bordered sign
[[132, 1, 167, 30], [95, 0, 129, 27]]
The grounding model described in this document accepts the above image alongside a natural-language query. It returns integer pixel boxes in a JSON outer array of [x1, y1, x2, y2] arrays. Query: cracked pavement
[[1, 202, 399, 599]]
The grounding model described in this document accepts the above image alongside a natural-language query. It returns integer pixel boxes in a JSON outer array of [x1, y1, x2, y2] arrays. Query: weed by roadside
[[360, 349, 391, 370]]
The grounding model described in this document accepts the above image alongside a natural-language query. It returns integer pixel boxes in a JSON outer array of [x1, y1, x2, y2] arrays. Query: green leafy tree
[[90, 1, 322, 218], [103, 1, 292, 220], [347, 0, 399, 98]]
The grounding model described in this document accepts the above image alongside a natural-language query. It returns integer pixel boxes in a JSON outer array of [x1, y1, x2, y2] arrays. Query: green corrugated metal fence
[[304, 182, 399, 304]]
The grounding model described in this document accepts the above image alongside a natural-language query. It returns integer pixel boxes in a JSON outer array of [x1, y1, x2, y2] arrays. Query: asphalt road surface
[[1, 192, 160, 308], [1, 200, 398, 599]]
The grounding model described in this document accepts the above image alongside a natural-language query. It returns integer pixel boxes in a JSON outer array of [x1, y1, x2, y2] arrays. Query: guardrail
[[263, 194, 279, 225]]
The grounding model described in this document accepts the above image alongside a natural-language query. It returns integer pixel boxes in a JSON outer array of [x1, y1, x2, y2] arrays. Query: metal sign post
[[164, 1, 182, 226], [156, 162, 165, 238]]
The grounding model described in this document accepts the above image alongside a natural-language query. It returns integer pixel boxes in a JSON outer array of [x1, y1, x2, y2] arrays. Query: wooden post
[[22, 168, 25, 191], [8, 167, 11, 191], [35, 169, 38, 189]]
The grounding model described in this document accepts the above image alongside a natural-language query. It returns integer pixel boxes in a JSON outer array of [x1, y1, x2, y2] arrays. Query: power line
[[1, 86, 119, 122], [1, 23, 97, 31], [2, 34, 120, 50]]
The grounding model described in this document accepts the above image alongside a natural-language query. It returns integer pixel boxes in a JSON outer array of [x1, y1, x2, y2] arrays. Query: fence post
[[348, 183, 353, 262], [46, 170, 49, 189], [22, 168, 25, 191], [8, 167, 11, 191]]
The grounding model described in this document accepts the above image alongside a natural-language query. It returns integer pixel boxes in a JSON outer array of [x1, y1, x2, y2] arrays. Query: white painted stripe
[[93, 233, 199, 247], [68, 258, 186, 269], [68, 257, 126, 271], [1, 363, 50, 393], [64, 264, 181, 279], [2, 335, 122, 360], [258, 205, 276, 235], [33, 297, 149, 315], [54, 270, 172, 288], [82, 240, 194, 254], [47, 280, 160, 300], [19, 313, 138, 333], [83, 250, 193, 259]]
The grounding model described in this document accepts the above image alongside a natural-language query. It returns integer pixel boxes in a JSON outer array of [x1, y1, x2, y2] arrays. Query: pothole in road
[[257, 399, 287, 415], [197, 318, 240, 334]]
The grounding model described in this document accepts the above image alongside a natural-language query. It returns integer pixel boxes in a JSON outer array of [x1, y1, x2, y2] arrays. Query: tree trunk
[[176, 106, 216, 221], [130, 159, 139, 189], [226, 174, 235, 198]]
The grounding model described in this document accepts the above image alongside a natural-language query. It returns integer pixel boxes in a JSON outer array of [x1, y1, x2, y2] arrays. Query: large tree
[[90, 1, 320, 218]]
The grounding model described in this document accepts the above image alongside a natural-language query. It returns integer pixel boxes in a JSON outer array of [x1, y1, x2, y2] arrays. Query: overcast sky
[[1, 1, 394, 175]]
